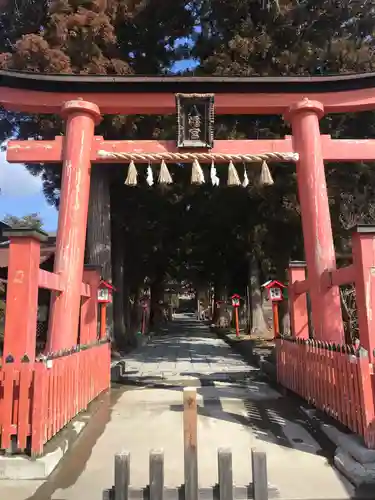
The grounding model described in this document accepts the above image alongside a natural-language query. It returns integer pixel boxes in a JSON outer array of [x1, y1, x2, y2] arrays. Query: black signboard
[[176, 93, 214, 148]]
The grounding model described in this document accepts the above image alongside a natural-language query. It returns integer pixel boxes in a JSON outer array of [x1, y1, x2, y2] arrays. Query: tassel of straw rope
[[146, 164, 154, 186], [191, 159, 205, 184], [210, 161, 220, 187], [242, 167, 249, 188], [227, 161, 241, 186], [124, 160, 137, 186], [158, 160, 173, 184], [259, 160, 274, 186]]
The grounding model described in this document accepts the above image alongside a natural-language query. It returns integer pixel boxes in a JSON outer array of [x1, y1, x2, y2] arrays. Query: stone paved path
[[120, 314, 253, 385], [2, 314, 356, 500]]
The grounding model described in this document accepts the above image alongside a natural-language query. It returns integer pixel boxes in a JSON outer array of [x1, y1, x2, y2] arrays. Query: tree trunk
[[86, 166, 113, 336], [123, 272, 131, 335], [249, 255, 267, 334], [111, 222, 127, 349], [274, 258, 290, 335], [213, 282, 230, 328], [150, 278, 164, 329], [130, 286, 142, 333]]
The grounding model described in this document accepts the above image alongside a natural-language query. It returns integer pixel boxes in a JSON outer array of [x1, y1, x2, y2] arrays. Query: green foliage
[[3, 212, 44, 230], [189, 0, 375, 283], [0, 0, 194, 204], [2, 0, 375, 298], [192, 0, 375, 76]]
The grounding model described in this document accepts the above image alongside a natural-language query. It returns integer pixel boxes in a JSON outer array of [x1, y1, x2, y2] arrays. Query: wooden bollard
[[150, 450, 164, 500], [252, 449, 268, 500], [108, 447, 271, 500], [218, 448, 233, 500], [114, 450, 130, 500], [107, 388, 271, 500], [183, 387, 198, 500]]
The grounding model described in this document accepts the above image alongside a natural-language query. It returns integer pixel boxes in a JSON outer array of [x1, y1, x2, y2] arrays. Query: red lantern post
[[231, 294, 241, 337], [97, 280, 115, 339], [262, 280, 285, 339], [140, 296, 149, 335]]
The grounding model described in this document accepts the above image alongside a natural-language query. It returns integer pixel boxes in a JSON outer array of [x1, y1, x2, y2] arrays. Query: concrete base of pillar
[[0, 384, 109, 479], [0, 419, 87, 479], [334, 447, 375, 487], [301, 407, 375, 487], [321, 422, 375, 464]]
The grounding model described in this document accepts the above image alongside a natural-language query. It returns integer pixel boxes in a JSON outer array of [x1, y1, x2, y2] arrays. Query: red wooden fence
[[276, 338, 375, 448], [281, 228, 375, 448], [0, 363, 33, 452], [0, 340, 110, 455], [0, 228, 112, 455]]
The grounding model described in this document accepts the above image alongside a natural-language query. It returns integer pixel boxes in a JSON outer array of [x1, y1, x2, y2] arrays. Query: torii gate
[[1, 70, 375, 452], [4, 71, 375, 350]]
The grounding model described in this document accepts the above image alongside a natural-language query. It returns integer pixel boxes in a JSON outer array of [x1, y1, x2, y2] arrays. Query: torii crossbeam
[[7, 136, 375, 163]]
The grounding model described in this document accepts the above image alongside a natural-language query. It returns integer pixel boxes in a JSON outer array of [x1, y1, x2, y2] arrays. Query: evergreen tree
[[3, 212, 44, 230], [0, 0, 194, 345], [193, 0, 375, 76], [189, 0, 375, 330], [0, 0, 48, 54], [191, 0, 375, 244]]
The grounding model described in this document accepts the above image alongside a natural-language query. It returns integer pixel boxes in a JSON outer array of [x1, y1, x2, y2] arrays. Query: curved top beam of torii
[[1, 69, 375, 114]]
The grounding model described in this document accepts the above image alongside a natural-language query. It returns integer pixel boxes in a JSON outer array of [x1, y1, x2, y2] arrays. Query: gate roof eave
[[2, 69, 375, 93], [1, 69, 375, 114]]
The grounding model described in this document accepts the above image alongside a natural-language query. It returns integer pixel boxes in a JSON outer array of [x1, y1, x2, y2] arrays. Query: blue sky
[[0, 152, 58, 231]]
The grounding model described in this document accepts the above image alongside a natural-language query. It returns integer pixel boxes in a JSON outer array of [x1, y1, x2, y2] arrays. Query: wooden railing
[[0, 363, 34, 452], [104, 388, 273, 500], [281, 226, 375, 448], [34, 340, 110, 453], [276, 337, 375, 448], [0, 340, 111, 456], [1, 227, 111, 455]]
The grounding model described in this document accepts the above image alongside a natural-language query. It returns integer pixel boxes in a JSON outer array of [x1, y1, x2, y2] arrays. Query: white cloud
[[0, 152, 43, 197]]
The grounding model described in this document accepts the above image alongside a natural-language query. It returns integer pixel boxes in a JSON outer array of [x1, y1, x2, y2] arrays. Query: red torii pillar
[[285, 99, 344, 343], [46, 100, 101, 352], [288, 262, 309, 340]]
